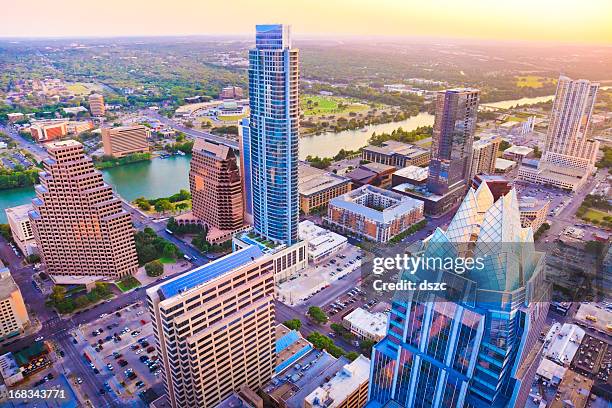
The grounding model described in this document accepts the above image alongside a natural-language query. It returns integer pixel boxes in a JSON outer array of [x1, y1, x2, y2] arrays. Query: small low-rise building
[[494, 157, 517, 174], [29, 120, 68, 142], [346, 162, 396, 189], [343, 308, 388, 342], [391, 165, 428, 187], [325, 185, 424, 243], [299, 163, 352, 214], [67, 120, 94, 135], [6, 113, 25, 123], [362, 140, 430, 168], [298, 221, 347, 264], [503, 145, 534, 164], [0, 353, 23, 386], [5, 204, 38, 256], [303, 355, 370, 408], [519, 197, 550, 232]]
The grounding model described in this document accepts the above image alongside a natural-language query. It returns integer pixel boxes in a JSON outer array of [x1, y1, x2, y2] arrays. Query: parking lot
[[71, 301, 161, 402], [514, 181, 571, 218], [277, 245, 362, 305]]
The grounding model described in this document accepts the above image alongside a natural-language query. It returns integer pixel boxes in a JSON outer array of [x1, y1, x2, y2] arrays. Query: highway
[[143, 110, 239, 149]]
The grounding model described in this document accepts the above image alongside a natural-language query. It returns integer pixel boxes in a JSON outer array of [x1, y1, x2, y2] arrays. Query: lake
[[0, 94, 561, 222]]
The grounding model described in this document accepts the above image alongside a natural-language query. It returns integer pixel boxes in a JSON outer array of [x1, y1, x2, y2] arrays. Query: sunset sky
[[2, 0, 611, 43]]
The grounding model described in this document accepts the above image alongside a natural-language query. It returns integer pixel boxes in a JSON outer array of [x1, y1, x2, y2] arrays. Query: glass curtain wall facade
[[248, 24, 299, 245], [427, 89, 480, 196], [367, 183, 549, 408]]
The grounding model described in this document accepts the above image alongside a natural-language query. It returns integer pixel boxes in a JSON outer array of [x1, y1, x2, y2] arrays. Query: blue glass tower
[[367, 184, 550, 408], [248, 24, 299, 245], [239, 117, 253, 224]]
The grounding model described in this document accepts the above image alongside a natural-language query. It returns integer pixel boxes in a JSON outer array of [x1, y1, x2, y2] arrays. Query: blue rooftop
[[159, 245, 264, 300], [276, 330, 300, 354]]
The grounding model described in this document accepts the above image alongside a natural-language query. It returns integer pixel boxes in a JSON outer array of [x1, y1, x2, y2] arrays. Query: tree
[[163, 243, 178, 259], [145, 260, 164, 277], [308, 306, 328, 324], [499, 140, 512, 151], [50, 286, 67, 303], [283, 319, 302, 331], [359, 339, 376, 355], [26, 254, 41, 264], [154, 199, 174, 213], [346, 352, 360, 361], [74, 295, 89, 309]]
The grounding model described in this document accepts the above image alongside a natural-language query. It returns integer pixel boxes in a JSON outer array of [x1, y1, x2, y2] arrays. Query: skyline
[[0, 0, 611, 44]]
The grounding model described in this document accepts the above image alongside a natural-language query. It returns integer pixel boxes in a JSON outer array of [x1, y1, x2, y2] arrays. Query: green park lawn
[[582, 208, 609, 223], [116, 276, 142, 292], [158, 257, 177, 264], [301, 94, 368, 116]]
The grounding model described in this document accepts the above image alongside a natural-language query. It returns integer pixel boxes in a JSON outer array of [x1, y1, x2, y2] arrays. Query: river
[[0, 94, 558, 222]]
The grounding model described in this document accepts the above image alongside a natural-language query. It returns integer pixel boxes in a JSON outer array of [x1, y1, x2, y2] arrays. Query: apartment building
[[220, 86, 244, 99], [88, 93, 105, 116], [29, 140, 138, 280], [0, 262, 30, 344], [5, 203, 37, 256], [468, 134, 501, 179], [146, 245, 276, 408], [325, 185, 424, 243], [101, 125, 150, 158], [519, 197, 550, 232], [298, 163, 351, 214], [190, 139, 243, 232]]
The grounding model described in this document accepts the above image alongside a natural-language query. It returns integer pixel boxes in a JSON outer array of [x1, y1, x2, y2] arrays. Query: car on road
[[35, 336, 44, 342], [118, 359, 128, 367], [76, 377, 83, 385]]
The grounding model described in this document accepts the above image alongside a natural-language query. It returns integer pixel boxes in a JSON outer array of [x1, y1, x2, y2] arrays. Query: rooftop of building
[[392, 182, 444, 202], [360, 162, 396, 174], [343, 307, 388, 338], [217, 393, 254, 408], [521, 158, 540, 168], [0, 353, 21, 378], [303, 355, 370, 408], [329, 185, 424, 223], [504, 145, 534, 155], [103, 124, 147, 132], [543, 323, 585, 366], [193, 139, 232, 160], [276, 324, 314, 374], [518, 197, 550, 212], [157, 245, 264, 300], [298, 221, 347, 257], [4, 203, 34, 221], [473, 134, 501, 148], [298, 163, 350, 197], [235, 230, 284, 254], [363, 141, 429, 158], [393, 165, 428, 181], [0, 265, 20, 300], [495, 157, 517, 170], [44, 139, 82, 150]]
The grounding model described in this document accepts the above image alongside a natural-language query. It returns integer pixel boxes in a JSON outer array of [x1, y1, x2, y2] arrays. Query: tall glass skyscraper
[[367, 182, 549, 408], [427, 89, 480, 196], [248, 24, 299, 245]]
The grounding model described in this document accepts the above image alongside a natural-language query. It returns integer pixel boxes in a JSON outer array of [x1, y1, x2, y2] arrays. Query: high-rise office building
[[190, 139, 244, 232], [146, 245, 276, 408], [239, 118, 254, 224], [0, 261, 30, 345], [88, 93, 105, 117], [101, 125, 150, 158], [29, 140, 138, 280], [468, 134, 501, 179], [427, 88, 480, 196], [367, 183, 549, 408], [248, 24, 299, 245], [519, 76, 600, 191]]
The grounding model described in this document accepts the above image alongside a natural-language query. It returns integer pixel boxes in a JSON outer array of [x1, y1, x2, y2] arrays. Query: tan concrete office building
[[190, 139, 243, 232], [30, 140, 138, 281], [0, 262, 30, 344], [88, 93, 105, 117], [146, 245, 276, 408], [5, 204, 38, 256], [101, 125, 150, 158]]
